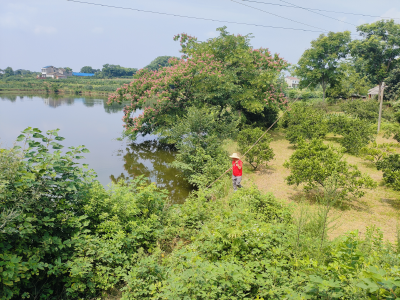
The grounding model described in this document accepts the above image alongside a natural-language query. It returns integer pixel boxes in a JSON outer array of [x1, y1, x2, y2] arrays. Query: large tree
[[80, 66, 98, 74], [350, 20, 400, 132], [109, 27, 288, 139], [144, 56, 175, 71], [296, 31, 351, 101]]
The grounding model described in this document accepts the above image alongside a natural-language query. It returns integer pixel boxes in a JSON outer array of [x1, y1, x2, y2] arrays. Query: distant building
[[38, 66, 72, 79], [285, 76, 300, 88], [368, 83, 386, 99], [72, 72, 95, 77]]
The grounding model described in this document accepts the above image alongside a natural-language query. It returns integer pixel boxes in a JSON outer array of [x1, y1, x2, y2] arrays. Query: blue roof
[[72, 72, 95, 77], [43, 66, 52, 68]]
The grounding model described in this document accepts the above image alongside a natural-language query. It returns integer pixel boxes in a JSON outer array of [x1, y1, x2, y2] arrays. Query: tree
[[281, 104, 328, 144], [4, 67, 14, 77], [326, 62, 371, 99], [376, 154, 400, 190], [384, 67, 400, 101], [296, 31, 351, 102], [100, 64, 137, 78], [63, 67, 72, 72], [350, 20, 400, 132], [80, 66, 97, 74], [284, 138, 376, 202], [237, 127, 274, 170], [144, 56, 175, 71], [168, 106, 240, 187], [327, 114, 376, 155], [109, 27, 288, 139]]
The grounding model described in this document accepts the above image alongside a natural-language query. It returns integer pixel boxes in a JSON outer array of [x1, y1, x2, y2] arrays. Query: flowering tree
[[109, 27, 289, 139]]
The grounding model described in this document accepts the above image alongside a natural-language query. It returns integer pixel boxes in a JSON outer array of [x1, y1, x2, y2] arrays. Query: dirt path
[[242, 131, 400, 242]]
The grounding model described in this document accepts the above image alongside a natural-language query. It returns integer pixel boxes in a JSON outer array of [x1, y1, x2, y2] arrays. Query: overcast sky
[[1, 0, 399, 72]]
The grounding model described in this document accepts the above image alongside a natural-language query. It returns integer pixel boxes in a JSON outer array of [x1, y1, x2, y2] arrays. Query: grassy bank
[[0, 76, 130, 96]]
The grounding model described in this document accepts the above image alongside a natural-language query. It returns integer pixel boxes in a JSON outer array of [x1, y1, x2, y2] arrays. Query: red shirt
[[232, 160, 243, 176]]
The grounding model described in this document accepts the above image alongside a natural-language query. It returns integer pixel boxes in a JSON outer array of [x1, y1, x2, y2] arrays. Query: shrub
[[237, 127, 274, 170], [281, 104, 328, 144], [340, 99, 379, 122], [376, 154, 400, 190], [0, 128, 167, 299], [328, 114, 376, 155], [284, 138, 376, 202]]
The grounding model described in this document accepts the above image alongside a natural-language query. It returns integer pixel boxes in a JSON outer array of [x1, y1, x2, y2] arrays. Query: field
[[225, 129, 400, 242]]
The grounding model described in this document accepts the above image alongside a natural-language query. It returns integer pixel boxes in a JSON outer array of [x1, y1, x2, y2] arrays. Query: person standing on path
[[230, 153, 242, 191]]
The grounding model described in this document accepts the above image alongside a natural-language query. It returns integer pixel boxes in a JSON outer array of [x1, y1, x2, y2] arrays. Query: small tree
[[281, 104, 328, 144], [327, 114, 376, 155], [376, 154, 400, 191], [237, 127, 274, 170], [284, 138, 376, 202], [296, 31, 351, 101]]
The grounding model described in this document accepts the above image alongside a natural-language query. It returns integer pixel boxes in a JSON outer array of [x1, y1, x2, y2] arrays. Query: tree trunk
[[377, 83, 384, 134], [322, 80, 326, 102]]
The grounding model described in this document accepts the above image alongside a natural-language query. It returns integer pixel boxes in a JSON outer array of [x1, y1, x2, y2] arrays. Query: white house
[[368, 83, 386, 99], [39, 66, 72, 79], [285, 76, 300, 88]]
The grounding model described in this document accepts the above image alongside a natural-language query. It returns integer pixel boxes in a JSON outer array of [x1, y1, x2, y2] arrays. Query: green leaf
[[81, 148, 90, 153], [55, 136, 65, 141], [75, 156, 85, 160], [50, 142, 64, 149], [16, 134, 25, 142], [33, 133, 45, 139]]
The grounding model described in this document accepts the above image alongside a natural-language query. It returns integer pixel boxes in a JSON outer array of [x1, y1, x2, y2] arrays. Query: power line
[[241, 0, 400, 20], [229, 0, 329, 32], [278, 0, 357, 27], [66, 0, 328, 34]]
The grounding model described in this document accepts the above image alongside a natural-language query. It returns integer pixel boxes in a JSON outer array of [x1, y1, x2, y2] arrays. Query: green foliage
[[296, 31, 351, 101], [237, 127, 274, 170], [284, 138, 376, 202], [385, 67, 400, 101], [340, 99, 379, 122], [98, 64, 137, 78], [281, 103, 328, 144], [360, 141, 396, 163], [327, 114, 376, 154], [376, 154, 400, 190], [169, 106, 239, 187], [326, 62, 372, 99], [351, 20, 400, 87], [0, 128, 167, 299], [80, 66, 99, 74], [144, 56, 176, 71]]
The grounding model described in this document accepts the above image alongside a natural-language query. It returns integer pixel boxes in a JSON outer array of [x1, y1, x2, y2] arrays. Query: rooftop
[[286, 76, 300, 80]]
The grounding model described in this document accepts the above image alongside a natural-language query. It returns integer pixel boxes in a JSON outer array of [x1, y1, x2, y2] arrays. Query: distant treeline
[[1, 56, 177, 79]]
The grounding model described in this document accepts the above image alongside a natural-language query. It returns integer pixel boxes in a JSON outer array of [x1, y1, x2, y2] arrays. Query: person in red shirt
[[229, 153, 242, 191]]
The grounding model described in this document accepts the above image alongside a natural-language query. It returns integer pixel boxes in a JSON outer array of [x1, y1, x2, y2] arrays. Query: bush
[[237, 127, 274, 170], [281, 103, 328, 144], [328, 114, 376, 155], [0, 128, 167, 299], [168, 106, 239, 187], [376, 154, 400, 190], [340, 99, 379, 122], [284, 138, 376, 202]]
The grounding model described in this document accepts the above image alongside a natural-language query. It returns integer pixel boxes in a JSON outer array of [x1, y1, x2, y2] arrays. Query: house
[[38, 66, 72, 79], [285, 76, 300, 88], [368, 83, 386, 99]]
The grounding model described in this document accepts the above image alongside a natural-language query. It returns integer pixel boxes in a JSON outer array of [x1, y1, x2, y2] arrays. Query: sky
[[1, 0, 399, 72]]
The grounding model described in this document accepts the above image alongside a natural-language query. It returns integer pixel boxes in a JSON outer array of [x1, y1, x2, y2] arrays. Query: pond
[[0, 94, 192, 203]]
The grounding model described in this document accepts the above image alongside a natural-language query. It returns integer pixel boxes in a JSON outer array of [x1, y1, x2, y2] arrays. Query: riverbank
[[0, 76, 131, 96]]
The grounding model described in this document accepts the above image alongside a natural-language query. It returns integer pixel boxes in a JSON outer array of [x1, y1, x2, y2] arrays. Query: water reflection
[[0, 94, 192, 203], [110, 140, 192, 203], [0, 94, 126, 113]]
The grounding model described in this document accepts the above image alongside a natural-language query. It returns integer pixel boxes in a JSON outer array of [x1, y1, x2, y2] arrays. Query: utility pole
[[377, 82, 385, 134]]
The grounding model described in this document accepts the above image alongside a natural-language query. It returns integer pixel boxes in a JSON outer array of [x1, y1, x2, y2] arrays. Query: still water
[[0, 94, 192, 203]]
